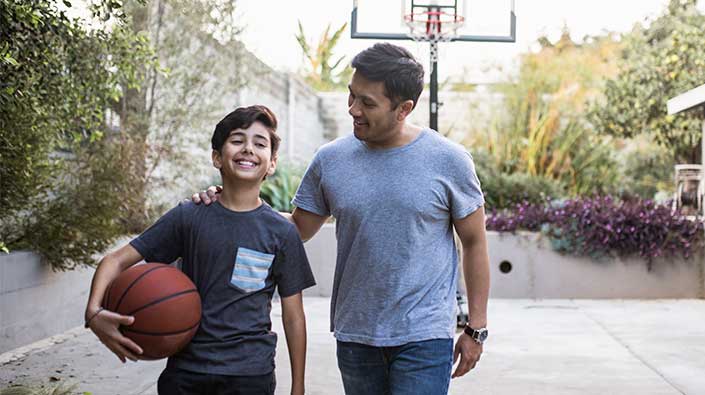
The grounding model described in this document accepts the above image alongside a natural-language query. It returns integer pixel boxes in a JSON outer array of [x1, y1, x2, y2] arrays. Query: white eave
[[667, 83, 705, 115]]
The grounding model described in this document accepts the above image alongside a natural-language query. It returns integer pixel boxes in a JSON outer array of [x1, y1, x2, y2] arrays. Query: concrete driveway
[[1, 297, 704, 395]]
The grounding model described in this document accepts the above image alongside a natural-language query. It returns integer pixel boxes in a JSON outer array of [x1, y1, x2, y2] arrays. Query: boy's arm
[[281, 292, 307, 395], [85, 243, 145, 363], [451, 206, 490, 378]]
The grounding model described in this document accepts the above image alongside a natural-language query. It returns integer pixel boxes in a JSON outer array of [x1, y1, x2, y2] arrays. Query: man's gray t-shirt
[[130, 201, 316, 375], [293, 129, 484, 346]]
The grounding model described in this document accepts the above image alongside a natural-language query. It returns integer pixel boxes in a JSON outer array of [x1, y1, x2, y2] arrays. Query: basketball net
[[404, 10, 464, 62]]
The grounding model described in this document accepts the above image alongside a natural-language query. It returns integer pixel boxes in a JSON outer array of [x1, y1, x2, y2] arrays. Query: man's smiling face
[[347, 71, 403, 147]]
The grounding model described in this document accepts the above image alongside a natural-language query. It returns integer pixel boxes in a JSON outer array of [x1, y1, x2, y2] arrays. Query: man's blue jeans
[[336, 339, 453, 395]]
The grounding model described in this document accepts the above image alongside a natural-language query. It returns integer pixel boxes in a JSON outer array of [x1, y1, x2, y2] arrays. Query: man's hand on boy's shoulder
[[191, 185, 222, 205], [88, 309, 143, 363]]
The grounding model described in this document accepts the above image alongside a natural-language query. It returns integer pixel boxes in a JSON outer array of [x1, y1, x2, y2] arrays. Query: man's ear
[[212, 149, 222, 169], [396, 99, 415, 121]]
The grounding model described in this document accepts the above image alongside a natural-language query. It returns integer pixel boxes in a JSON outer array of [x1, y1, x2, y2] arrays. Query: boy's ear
[[267, 154, 278, 177], [212, 149, 222, 169]]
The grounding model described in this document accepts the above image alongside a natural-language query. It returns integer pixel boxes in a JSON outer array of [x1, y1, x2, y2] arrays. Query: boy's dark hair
[[211, 105, 280, 155], [351, 43, 425, 110]]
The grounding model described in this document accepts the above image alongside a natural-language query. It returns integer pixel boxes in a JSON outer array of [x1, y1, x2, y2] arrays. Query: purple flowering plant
[[486, 196, 705, 267]]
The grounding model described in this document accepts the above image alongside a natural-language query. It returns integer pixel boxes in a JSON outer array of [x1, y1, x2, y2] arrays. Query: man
[[196, 43, 490, 394]]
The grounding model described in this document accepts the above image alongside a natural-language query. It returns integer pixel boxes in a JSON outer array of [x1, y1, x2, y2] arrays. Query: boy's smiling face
[[212, 121, 277, 183]]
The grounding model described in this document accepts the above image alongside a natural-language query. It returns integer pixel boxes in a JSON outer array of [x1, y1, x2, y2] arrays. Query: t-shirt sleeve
[[129, 203, 184, 263], [273, 226, 316, 297], [292, 153, 330, 217], [448, 151, 485, 220]]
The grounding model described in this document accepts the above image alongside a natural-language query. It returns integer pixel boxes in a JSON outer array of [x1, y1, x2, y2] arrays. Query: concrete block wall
[[224, 49, 329, 165], [149, 43, 331, 211]]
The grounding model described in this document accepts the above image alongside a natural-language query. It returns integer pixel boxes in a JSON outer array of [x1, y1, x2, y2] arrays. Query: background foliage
[[591, 0, 705, 164], [0, 0, 152, 269], [486, 197, 704, 265], [465, 30, 622, 198], [259, 163, 304, 213], [295, 21, 351, 91], [1, 0, 251, 270]]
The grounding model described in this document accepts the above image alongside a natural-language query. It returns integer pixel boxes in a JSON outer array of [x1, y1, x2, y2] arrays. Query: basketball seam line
[[105, 281, 113, 310], [124, 288, 198, 316], [122, 320, 200, 336], [114, 265, 170, 313]]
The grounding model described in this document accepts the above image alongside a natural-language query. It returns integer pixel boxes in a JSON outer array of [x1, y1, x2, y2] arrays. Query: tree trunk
[[119, 1, 151, 233]]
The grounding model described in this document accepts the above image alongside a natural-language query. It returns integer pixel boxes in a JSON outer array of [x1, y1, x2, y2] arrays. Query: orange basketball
[[103, 263, 201, 360]]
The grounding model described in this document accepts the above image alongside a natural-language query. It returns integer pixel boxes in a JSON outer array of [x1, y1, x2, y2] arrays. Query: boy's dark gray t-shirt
[[293, 129, 484, 346], [130, 201, 315, 376]]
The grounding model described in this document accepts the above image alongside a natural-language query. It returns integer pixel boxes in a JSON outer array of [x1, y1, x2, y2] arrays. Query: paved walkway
[[1, 297, 704, 395]]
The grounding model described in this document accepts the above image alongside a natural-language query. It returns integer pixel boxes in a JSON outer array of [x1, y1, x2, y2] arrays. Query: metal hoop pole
[[430, 40, 439, 131]]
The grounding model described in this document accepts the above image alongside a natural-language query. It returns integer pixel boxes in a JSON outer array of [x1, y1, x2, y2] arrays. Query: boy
[[84, 105, 315, 395]]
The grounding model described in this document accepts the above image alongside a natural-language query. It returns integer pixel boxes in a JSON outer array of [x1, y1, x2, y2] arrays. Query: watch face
[[478, 329, 488, 342]]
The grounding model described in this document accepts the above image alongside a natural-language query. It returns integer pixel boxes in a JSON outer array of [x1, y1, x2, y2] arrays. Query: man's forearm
[[462, 241, 490, 328]]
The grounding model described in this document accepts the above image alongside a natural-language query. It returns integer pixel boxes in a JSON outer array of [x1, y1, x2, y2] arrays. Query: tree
[[120, 0, 250, 219], [295, 21, 351, 91], [465, 29, 622, 195], [0, 0, 153, 269], [591, 0, 705, 164]]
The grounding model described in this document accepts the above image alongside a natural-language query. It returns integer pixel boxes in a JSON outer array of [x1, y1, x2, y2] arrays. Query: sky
[[236, 0, 704, 83]]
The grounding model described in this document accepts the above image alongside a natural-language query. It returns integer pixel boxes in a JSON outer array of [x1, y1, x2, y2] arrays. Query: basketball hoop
[[404, 10, 464, 61]]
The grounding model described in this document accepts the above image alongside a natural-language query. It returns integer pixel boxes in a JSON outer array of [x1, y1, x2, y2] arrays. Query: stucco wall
[[0, 252, 94, 353]]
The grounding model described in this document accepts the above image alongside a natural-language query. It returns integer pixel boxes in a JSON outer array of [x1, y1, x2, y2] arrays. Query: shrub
[[3, 137, 135, 270], [615, 136, 675, 199], [473, 150, 565, 210], [479, 171, 564, 210], [486, 196, 704, 265], [259, 163, 304, 213], [0, 382, 76, 395], [0, 0, 151, 270]]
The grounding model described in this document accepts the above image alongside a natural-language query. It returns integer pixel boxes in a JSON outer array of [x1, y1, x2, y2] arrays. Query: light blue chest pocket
[[230, 247, 275, 292]]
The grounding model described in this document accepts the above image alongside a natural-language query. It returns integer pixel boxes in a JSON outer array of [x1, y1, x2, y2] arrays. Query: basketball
[[103, 263, 201, 360]]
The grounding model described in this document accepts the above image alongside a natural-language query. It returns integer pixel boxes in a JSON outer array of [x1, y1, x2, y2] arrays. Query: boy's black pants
[[157, 366, 275, 395]]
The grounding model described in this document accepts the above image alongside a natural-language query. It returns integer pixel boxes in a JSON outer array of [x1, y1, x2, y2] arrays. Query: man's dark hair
[[211, 105, 280, 155], [351, 43, 425, 109]]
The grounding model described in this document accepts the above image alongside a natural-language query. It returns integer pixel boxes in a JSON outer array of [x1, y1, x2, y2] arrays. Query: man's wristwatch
[[464, 325, 488, 344]]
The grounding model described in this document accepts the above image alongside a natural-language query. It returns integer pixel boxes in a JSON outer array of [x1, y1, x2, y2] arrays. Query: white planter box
[[303, 227, 705, 299], [3, 228, 700, 352], [303, 223, 337, 297], [487, 231, 705, 299], [0, 251, 94, 353]]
